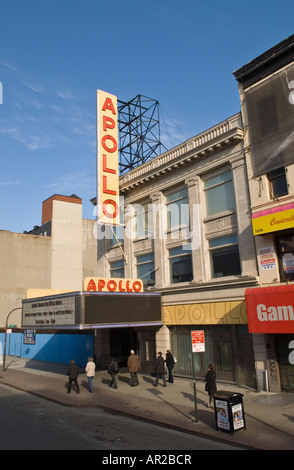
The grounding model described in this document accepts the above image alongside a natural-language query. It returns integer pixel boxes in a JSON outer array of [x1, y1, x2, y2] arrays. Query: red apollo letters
[[85, 277, 143, 293]]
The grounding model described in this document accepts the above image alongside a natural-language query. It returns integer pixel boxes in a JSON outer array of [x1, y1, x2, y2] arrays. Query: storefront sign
[[252, 203, 294, 235], [97, 90, 120, 225], [191, 330, 205, 352], [245, 285, 294, 333], [84, 277, 143, 293]]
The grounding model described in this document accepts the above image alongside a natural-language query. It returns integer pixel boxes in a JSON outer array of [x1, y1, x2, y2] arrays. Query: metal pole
[[2, 307, 21, 371], [191, 350, 198, 423]]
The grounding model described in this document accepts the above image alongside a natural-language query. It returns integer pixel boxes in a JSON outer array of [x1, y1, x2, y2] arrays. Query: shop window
[[209, 235, 241, 278], [276, 232, 294, 281], [204, 171, 235, 217], [169, 246, 193, 283], [166, 188, 189, 229], [136, 253, 155, 286], [109, 259, 125, 278], [267, 167, 288, 198]]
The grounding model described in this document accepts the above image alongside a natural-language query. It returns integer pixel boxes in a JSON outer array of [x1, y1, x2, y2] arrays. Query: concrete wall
[[0, 230, 52, 327], [51, 200, 83, 291]]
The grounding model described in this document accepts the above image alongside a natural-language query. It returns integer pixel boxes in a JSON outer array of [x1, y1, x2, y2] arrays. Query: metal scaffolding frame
[[118, 94, 166, 174]]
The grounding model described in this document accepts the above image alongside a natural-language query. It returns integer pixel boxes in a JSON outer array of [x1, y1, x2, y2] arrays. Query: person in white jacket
[[85, 357, 96, 393]]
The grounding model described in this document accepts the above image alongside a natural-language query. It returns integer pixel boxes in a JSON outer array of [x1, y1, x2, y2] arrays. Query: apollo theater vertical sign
[[97, 90, 120, 225]]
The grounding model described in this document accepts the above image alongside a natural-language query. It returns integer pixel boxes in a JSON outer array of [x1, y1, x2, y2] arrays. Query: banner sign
[[97, 90, 120, 225]]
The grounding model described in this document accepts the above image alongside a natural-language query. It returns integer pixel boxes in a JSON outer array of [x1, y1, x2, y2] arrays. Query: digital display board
[[84, 293, 162, 326]]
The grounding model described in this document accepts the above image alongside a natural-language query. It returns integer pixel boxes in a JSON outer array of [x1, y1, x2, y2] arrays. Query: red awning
[[245, 284, 294, 334]]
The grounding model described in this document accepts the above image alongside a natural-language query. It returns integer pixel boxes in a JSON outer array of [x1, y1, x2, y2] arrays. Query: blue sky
[[0, 0, 293, 233]]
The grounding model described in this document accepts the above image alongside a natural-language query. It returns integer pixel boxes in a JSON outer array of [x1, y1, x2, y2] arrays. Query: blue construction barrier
[[0, 331, 94, 367]]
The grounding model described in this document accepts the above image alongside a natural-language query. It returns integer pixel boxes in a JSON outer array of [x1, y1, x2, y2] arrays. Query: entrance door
[[276, 230, 294, 281], [277, 334, 294, 392], [235, 325, 256, 389], [110, 328, 137, 367]]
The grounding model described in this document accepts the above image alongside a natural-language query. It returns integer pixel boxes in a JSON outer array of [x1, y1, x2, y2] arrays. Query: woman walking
[[205, 363, 217, 408], [85, 357, 96, 393]]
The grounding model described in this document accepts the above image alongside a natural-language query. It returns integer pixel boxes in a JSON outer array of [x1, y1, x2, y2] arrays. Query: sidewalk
[[0, 356, 293, 450]]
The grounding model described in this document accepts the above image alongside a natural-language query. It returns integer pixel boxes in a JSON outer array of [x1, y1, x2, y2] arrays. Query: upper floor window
[[134, 203, 153, 238], [109, 259, 125, 278], [136, 253, 155, 286], [209, 235, 241, 278], [267, 167, 288, 198], [108, 224, 124, 247], [169, 246, 193, 283], [204, 171, 235, 217], [166, 188, 189, 229]]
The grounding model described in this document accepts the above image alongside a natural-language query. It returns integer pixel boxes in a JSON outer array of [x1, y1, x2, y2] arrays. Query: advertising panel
[[97, 90, 120, 225], [215, 399, 230, 431], [245, 285, 294, 333]]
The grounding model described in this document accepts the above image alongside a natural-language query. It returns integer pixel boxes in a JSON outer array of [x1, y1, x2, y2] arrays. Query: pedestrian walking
[[153, 351, 166, 387], [108, 357, 119, 389], [205, 363, 217, 407], [67, 359, 80, 394], [165, 349, 175, 383], [127, 349, 141, 386], [85, 357, 96, 393]]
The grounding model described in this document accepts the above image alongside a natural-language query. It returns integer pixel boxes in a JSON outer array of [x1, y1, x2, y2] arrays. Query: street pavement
[[0, 356, 293, 450]]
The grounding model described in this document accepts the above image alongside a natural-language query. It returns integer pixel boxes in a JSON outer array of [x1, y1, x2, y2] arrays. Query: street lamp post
[[2, 307, 22, 371]]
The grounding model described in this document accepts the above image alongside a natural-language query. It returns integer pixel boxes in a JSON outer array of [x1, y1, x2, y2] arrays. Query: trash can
[[214, 390, 246, 434]]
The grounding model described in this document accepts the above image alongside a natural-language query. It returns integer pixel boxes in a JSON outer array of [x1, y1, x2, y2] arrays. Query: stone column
[[150, 191, 168, 288], [185, 174, 205, 282], [231, 156, 258, 277]]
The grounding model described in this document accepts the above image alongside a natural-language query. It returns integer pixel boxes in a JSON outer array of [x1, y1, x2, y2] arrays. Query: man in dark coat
[[108, 357, 119, 389], [67, 359, 80, 394], [153, 352, 166, 387], [205, 363, 217, 407], [165, 349, 175, 383]]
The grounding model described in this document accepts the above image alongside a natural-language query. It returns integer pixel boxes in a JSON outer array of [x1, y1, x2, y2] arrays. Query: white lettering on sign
[[289, 340, 294, 365], [257, 303, 294, 322]]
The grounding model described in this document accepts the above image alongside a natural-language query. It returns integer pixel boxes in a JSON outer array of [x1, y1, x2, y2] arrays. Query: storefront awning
[[245, 284, 294, 333]]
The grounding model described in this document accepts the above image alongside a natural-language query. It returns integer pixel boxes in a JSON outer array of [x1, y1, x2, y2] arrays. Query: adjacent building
[[234, 34, 294, 392]]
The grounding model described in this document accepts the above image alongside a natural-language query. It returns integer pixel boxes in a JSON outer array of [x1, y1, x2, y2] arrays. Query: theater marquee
[[97, 90, 120, 225], [22, 291, 162, 329]]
